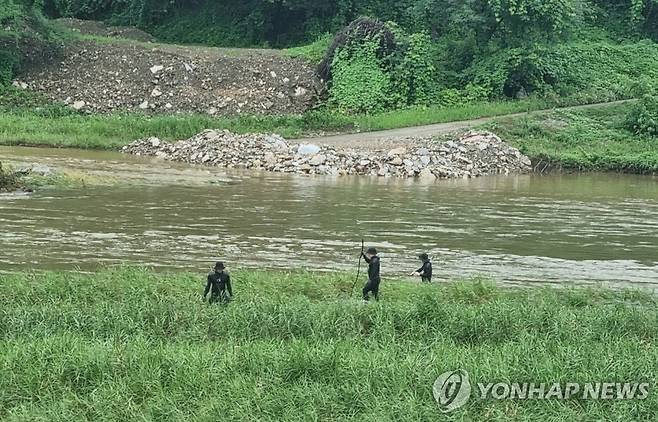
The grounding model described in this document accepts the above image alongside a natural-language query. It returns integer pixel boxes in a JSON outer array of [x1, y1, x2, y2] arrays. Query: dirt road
[[292, 100, 631, 149]]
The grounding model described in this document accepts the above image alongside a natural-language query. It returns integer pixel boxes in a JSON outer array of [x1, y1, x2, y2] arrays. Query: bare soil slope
[[17, 21, 322, 116]]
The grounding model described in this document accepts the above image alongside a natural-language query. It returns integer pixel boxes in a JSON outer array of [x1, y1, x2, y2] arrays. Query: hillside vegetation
[[3, 1, 658, 112], [0, 268, 657, 420], [31, 0, 658, 112]]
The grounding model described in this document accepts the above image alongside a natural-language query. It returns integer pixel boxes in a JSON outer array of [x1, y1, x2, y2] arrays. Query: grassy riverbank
[[0, 88, 584, 149], [1, 268, 656, 420], [3, 96, 656, 174], [487, 102, 658, 174]]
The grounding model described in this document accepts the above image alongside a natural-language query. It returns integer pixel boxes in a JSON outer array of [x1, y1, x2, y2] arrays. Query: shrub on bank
[[626, 94, 658, 136], [0, 1, 60, 91], [0, 162, 22, 191]]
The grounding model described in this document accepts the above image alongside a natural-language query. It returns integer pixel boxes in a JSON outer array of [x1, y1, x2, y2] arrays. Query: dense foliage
[[626, 94, 658, 136], [41, 0, 658, 46], [0, 1, 25, 86], [1, 0, 58, 87]]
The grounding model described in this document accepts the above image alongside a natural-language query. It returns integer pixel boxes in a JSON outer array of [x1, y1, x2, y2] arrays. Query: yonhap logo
[[432, 369, 650, 413], [433, 369, 472, 413]]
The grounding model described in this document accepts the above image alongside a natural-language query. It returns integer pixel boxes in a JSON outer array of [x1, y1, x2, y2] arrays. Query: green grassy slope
[[489, 102, 658, 173]]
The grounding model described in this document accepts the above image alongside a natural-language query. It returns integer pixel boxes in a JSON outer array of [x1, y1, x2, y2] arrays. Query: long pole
[[350, 239, 364, 298]]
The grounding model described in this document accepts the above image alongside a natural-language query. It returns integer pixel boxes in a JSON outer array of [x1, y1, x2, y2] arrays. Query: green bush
[[0, 47, 20, 86], [326, 21, 446, 113], [0, 162, 22, 191], [390, 32, 438, 107], [626, 94, 658, 136], [328, 41, 391, 113], [0, 0, 22, 27], [0, 1, 55, 88], [1, 1, 24, 86]]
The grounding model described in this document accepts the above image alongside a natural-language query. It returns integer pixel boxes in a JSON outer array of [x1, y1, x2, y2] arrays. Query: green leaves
[[486, 0, 583, 46], [626, 94, 658, 137], [328, 40, 392, 113]]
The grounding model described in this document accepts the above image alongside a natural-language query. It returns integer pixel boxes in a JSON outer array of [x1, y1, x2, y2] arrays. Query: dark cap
[[418, 253, 429, 261], [214, 261, 226, 270], [366, 247, 378, 255]]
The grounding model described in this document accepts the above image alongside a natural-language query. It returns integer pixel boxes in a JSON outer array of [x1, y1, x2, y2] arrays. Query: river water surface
[[1, 146, 657, 289]]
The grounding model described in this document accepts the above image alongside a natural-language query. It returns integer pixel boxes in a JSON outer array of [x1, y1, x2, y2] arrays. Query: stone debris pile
[[122, 130, 532, 179], [18, 41, 319, 116]]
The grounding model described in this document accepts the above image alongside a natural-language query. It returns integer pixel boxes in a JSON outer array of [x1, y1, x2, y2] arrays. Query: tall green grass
[[488, 102, 658, 173], [1, 268, 656, 420]]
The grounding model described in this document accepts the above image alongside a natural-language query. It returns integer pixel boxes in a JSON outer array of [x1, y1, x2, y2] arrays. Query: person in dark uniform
[[361, 247, 381, 301], [203, 261, 233, 304], [411, 253, 432, 282]]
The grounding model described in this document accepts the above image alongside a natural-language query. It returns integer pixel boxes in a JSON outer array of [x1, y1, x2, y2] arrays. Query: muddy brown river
[[1, 146, 657, 288]]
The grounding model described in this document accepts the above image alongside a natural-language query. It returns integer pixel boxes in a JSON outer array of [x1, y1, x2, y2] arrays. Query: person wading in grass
[[361, 247, 381, 301], [410, 253, 433, 282], [203, 261, 233, 304]]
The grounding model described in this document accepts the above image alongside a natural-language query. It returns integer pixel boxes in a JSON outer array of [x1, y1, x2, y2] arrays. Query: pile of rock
[[122, 130, 532, 179], [17, 40, 320, 116]]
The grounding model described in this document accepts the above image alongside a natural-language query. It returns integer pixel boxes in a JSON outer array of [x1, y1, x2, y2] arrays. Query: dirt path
[[292, 100, 632, 149]]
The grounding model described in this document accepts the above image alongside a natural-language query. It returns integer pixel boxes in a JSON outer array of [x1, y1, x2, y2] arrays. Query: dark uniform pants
[[362, 278, 381, 301], [209, 290, 229, 304]]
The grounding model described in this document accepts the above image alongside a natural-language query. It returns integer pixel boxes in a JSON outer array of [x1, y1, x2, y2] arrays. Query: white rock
[[265, 136, 288, 151], [72, 100, 86, 110], [264, 152, 277, 165], [297, 144, 321, 155], [387, 147, 407, 157], [151, 87, 162, 97], [12, 80, 28, 89], [419, 168, 436, 180], [389, 157, 403, 166], [207, 107, 218, 115], [150, 65, 164, 74], [149, 137, 161, 147], [309, 154, 326, 166], [294, 86, 308, 97], [139, 100, 149, 109]]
